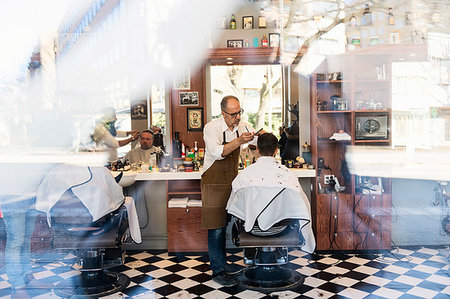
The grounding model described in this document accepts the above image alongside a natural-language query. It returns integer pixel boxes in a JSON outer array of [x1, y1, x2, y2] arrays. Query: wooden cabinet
[[166, 180, 208, 254], [310, 49, 394, 251]]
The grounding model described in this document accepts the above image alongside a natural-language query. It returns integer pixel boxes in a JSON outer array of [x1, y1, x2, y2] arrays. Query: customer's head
[[257, 133, 278, 156], [140, 130, 154, 150], [220, 96, 242, 129]]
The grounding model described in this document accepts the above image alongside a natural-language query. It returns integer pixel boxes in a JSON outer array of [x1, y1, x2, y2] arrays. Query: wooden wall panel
[[170, 66, 206, 150]]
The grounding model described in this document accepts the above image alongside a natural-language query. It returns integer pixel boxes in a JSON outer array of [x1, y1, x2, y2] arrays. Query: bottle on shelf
[[258, 12, 266, 29], [172, 131, 182, 158], [253, 38, 259, 47], [388, 7, 394, 26], [349, 14, 357, 27], [244, 39, 250, 47], [261, 34, 269, 47], [193, 141, 198, 161], [230, 14, 237, 29], [244, 155, 251, 168], [181, 143, 186, 158]]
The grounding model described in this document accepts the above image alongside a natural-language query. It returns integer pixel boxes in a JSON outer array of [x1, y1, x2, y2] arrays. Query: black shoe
[[212, 272, 238, 287], [225, 263, 243, 275]]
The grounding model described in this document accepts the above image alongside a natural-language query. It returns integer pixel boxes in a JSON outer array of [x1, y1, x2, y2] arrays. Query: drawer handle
[[186, 209, 190, 213]]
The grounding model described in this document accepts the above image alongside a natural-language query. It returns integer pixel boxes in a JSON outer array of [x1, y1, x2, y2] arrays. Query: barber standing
[[202, 95, 260, 287]]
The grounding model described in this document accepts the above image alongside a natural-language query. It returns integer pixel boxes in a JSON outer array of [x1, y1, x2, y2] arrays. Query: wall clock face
[[362, 119, 380, 134]]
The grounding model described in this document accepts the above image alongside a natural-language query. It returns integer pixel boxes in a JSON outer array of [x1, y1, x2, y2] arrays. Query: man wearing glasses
[[201, 95, 263, 287]]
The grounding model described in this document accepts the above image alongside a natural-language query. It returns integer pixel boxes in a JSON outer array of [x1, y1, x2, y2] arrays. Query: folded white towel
[[187, 199, 202, 207], [330, 132, 351, 141], [168, 197, 189, 208], [123, 197, 142, 243]]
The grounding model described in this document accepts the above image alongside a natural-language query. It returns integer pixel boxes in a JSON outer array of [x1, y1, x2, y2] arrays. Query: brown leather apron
[[201, 131, 240, 229]]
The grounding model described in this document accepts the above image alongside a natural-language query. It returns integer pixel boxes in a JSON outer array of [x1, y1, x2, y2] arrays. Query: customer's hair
[[220, 95, 239, 111], [257, 133, 278, 156], [141, 129, 154, 136]]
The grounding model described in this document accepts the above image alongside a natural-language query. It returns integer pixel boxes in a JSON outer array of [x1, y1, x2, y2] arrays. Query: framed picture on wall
[[269, 33, 280, 47], [131, 101, 147, 120], [179, 91, 199, 106], [187, 108, 203, 131], [242, 16, 253, 29], [173, 69, 190, 90], [227, 39, 243, 48]]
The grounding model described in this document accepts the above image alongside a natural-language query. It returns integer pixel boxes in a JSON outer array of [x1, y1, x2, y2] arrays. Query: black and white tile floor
[[0, 246, 448, 298]]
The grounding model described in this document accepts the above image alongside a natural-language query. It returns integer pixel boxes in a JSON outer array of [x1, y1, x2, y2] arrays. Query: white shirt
[[92, 124, 127, 161], [124, 146, 162, 164], [203, 117, 257, 171]]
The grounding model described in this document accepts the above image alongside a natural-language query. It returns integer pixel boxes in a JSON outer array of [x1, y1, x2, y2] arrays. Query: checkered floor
[[0, 246, 448, 298]]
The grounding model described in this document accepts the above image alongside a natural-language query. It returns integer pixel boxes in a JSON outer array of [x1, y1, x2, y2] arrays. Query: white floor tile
[[148, 268, 172, 278], [417, 248, 439, 255], [125, 260, 149, 269], [338, 288, 369, 299], [304, 276, 327, 287], [353, 265, 380, 275], [297, 266, 320, 276], [346, 256, 371, 265], [166, 290, 197, 299], [372, 287, 404, 298], [202, 289, 235, 299], [383, 265, 410, 275], [57, 270, 79, 279], [175, 268, 202, 278], [122, 268, 144, 278], [303, 288, 334, 299], [393, 275, 422, 286], [152, 260, 176, 268], [171, 278, 198, 290], [331, 276, 359, 287], [412, 264, 439, 274], [318, 257, 340, 265], [426, 274, 450, 287], [323, 266, 350, 275], [406, 286, 438, 298], [179, 259, 203, 268], [362, 275, 390, 286], [235, 289, 266, 298], [129, 252, 153, 260], [140, 278, 167, 290]]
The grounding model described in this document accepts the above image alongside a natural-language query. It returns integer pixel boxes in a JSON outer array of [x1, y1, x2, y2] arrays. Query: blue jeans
[[208, 226, 227, 276], [1, 196, 37, 288]]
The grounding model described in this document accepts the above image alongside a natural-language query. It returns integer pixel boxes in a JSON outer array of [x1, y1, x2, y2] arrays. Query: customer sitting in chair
[[227, 133, 315, 253]]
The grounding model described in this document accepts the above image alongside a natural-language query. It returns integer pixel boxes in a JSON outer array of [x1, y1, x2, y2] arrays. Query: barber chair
[[50, 190, 130, 298], [232, 218, 305, 293]]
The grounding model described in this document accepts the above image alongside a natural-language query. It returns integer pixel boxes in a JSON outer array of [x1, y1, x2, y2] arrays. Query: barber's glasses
[[222, 108, 244, 118]]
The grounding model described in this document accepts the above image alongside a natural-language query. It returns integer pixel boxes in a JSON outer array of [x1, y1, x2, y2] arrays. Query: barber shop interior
[[1, 0, 449, 298]]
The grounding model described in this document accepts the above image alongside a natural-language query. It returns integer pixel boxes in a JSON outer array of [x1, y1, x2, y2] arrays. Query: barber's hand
[[131, 131, 140, 141], [239, 132, 255, 144], [127, 129, 139, 136]]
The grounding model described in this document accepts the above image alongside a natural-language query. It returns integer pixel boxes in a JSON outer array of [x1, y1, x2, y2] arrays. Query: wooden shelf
[[317, 80, 351, 83], [318, 138, 351, 143], [317, 110, 352, 114], [207, 47, 280, 65], [168, 191, 201, 195], [354, 139, 390, 143], [354, 110, 390, 113]]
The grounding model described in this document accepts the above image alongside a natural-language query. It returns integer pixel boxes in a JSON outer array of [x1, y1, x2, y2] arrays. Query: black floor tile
[[185, 283, 215, 296], [192, 263, 212, 273], [153, 284, 182, 297], [336, 261, 360, 270], [344, 270, 370, 281], [403, 269, 431, 280], [373, 269, 401, 280], [383, 280, 414, 292], [350, 281, 380, 293], [317, 282, 347, 293], [417, 280, 447, 292], [158, 273, 185, 283], [189, 272, 211, 283], [164, 263, 189, 273], [130, 273, 154, 284]]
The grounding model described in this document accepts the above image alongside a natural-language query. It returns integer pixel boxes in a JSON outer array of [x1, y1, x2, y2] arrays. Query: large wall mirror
[[210, 64, 283, 138]]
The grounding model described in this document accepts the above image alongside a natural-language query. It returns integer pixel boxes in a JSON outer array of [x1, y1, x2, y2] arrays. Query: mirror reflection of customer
[[124, 130, 162, 164], [279, 104, 300, 165], [201, 95, 263, 287], [91, 108, 139, 161]]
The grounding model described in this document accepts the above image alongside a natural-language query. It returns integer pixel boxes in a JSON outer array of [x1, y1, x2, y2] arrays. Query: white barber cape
[[36, 164, 141, 243], [226, 157, 315, 253]]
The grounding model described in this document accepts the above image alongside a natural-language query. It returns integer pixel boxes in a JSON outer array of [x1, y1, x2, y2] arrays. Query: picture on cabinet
[[227, 39, 243, 48], [180, 91, 199, 106], [269, 33, 280, 47], [242, 16, 253, 29], [173, 69, 190, 90], [187, 108, 203, 131]]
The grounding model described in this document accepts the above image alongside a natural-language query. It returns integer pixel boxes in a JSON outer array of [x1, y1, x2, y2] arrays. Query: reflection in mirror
[[210, 65, 283, 137]]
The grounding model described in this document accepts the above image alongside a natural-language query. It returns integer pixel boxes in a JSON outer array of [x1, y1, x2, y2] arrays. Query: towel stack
[[168, 197, 202, 208]]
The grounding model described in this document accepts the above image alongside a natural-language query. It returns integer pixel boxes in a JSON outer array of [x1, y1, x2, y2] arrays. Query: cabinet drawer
[[316, 193, 353, 214], [167, 207, 207, 252]]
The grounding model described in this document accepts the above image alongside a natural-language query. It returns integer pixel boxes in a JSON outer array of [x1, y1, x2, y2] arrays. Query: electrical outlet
[[324, 175, 332, 184]]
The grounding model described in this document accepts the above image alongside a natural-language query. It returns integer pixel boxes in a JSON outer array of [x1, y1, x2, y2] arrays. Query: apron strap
[[222, 130, 240, 145]]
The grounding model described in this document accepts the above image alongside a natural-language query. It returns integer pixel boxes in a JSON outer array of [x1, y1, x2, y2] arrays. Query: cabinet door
[[167, 207, 207, 253]]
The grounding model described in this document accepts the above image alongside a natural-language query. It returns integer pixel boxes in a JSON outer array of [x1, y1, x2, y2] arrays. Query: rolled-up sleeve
[[204, 123, 224, 161]]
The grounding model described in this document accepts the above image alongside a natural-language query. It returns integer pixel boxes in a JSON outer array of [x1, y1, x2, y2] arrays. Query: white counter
[[112, 168, 315, 187]]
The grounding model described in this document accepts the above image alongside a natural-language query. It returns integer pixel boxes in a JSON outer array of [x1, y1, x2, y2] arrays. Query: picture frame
[[173, 69, 190, 90], [187, 108, 203, 131], [242, 16, 253, 29], [227, 39, 243, 48], [389, 31, 400, 44], [179, 91, 199, 106], [269, 33, 280, 47], [131, 101, 147, 120]]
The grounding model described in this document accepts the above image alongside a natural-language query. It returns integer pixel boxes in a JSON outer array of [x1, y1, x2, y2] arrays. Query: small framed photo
[[389, 31, 400, 44], [180, 91, 199, 106], [131, 101, 147, 120], [187, 108, 203, 131], [173, 69, 190, 90], [242, 16, 253, 29], [227, 39, 243, 48], [269, 33, 280, 47]]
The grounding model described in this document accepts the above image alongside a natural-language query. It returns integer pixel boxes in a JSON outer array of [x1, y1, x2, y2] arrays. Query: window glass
[[210, 65, 283, 137]]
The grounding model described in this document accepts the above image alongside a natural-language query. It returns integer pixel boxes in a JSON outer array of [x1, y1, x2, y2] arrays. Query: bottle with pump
[[230, 14, 237, 29]]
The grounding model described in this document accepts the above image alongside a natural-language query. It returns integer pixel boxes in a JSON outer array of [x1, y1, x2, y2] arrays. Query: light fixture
[[226, 57, 233, 60]]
